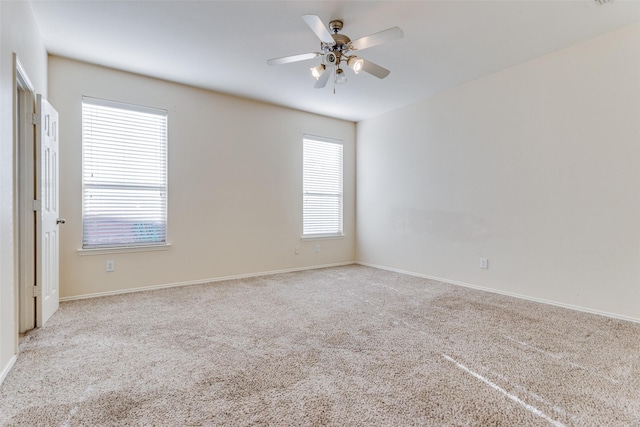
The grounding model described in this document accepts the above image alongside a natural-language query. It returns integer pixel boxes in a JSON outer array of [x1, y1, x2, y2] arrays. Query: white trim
[[15, 56, 34, 91], [14, 54, 37, 333], [303, 133, 343, 145], [59, 262, 355, 302], [300, 234, 345, 241], [82, 96, 167, 116], [0, 355, 17, 385], [357, 262, 640, 324], [77, 243, 172, 256]]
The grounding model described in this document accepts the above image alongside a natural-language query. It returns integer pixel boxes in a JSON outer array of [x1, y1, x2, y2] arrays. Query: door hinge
[[32, 200, 41, 211], [31, 113, 40, 125], [33, 286, 39, 297]]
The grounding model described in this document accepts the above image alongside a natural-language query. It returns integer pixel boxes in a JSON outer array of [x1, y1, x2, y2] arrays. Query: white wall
[[357, 23, 640, 321], [0, 2, 48, 380], [49, 57, 356, 299]]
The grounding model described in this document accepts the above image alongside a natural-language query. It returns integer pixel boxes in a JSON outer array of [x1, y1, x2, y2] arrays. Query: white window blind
[[303, 135, 343, 236], [82, 97, 168, 248]]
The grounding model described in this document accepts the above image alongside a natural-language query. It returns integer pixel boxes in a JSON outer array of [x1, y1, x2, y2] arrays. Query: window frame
[[81, 96, 169, 251], [302, 134, 344, 239]]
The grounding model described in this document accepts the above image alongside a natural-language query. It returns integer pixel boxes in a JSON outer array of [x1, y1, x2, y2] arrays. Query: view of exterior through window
[[303, 135, 343, 237], [82, 97, 168, 248]]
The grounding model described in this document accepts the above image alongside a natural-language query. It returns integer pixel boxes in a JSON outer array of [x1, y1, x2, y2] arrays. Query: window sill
[[77, 244, 172, 256], [300, 234, 345, 241]]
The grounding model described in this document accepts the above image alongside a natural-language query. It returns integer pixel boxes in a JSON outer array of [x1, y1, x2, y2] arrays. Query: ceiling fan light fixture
[[348, 56, 364, 74], [336, 68, 347, 85], [310, 63, 326, 80]]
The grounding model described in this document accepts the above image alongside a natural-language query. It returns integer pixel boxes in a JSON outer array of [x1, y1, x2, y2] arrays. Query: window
[[303, 135, 343, 237], [82, 97, 168, 248]]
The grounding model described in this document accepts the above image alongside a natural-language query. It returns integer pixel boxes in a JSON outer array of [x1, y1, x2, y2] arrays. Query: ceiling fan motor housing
[[322, 33, 351, 66], [329, 20, 343, 33]]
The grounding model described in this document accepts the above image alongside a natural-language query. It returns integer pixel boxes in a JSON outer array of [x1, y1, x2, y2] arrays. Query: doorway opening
[[14, 55, 37, 334]]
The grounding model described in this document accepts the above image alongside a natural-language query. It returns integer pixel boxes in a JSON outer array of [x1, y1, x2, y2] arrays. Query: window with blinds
[[82, 97, 168, 248], [303, 135, 343, 237]]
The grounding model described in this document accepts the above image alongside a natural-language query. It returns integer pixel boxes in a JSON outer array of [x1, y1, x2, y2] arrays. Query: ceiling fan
[[267, 15, 403, 89]]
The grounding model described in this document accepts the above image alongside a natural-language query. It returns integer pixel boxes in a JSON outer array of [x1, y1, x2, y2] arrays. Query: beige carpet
[[1, 265, 639, 426]]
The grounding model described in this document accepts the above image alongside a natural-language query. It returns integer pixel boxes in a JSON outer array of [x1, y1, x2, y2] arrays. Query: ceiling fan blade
[[302, 14, 335, 44], [267, 52, 320, 66], [350, 27, 404, 51], [361, 59, 391, 79], [314, 66, 333, 88]]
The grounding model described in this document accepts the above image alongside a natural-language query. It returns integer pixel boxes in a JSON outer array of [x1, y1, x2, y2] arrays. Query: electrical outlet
[[315, 244, 320, 253], [106, 260, 115, 272], [480, 258, 488, 269]]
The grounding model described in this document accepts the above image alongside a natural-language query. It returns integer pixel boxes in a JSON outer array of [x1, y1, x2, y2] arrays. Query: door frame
[[13, 54, 37, 334]]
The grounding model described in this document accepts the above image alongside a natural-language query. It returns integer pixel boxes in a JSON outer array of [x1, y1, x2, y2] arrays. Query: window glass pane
[[82, 97, 168, 248]]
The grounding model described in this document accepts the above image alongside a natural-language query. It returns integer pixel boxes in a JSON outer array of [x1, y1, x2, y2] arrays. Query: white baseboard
[[60, 262, 356, 302], [357, 262, 640, 324], [0, 355, 17, 385]]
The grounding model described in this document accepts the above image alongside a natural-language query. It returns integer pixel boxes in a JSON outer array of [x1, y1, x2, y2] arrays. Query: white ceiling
[[29, 0, 640, 122]]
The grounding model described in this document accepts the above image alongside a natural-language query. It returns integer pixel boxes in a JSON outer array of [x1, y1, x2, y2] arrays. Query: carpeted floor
[[1, 265, 639, 426]]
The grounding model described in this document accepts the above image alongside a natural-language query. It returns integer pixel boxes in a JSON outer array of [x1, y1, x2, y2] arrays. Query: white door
[[35, 94, 61, 326]]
